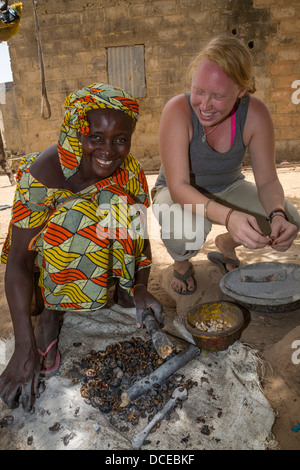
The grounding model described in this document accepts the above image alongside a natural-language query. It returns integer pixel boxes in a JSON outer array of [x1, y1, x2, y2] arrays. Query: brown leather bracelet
[[225, 209, 235, 231]]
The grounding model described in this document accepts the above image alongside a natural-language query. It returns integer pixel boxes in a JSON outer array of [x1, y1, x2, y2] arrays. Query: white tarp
[[0, 305, 278, 450]]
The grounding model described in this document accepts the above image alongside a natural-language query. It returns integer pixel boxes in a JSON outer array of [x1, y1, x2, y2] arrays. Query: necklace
[[201, 123, 220, 143]]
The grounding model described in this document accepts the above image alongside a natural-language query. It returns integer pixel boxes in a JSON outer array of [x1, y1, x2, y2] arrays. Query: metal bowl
[[184, 301, 245, 352], [220, 262, 300, 313]]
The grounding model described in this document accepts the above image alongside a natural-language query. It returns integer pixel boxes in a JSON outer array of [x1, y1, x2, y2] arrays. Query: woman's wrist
[[225, 208, 235, 230], [267, 208, 289, 222], [204, 199, 213, 220]]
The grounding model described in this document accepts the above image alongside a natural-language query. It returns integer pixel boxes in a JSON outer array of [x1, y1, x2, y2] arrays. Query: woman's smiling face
[[190, 59, 247, 127], [77, 108, 135, 179]]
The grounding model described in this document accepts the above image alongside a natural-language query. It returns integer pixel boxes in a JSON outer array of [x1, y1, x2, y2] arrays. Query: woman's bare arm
[[0, 225, 44, 410]]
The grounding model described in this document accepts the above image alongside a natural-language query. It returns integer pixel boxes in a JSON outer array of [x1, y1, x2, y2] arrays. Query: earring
[[78, 142, 82, 146]]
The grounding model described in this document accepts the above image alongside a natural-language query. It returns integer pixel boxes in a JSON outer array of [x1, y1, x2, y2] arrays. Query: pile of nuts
[[76, 337, 195, 431], [195, 319, 233, 333]]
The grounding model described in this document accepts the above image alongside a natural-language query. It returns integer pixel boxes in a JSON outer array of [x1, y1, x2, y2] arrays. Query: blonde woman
[[152, 36, 299, 294]]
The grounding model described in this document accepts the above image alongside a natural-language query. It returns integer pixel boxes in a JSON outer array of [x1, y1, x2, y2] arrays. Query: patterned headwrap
[[57, 83, 139, 179]]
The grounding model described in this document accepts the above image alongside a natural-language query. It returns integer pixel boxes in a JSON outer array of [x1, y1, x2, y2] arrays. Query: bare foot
[[34, 308, 60, 370], [171, 260, 196, 294], [215, 233, 240, 272]]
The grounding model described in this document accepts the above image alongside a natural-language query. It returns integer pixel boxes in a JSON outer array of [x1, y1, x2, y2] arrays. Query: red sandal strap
[[37, 338, 58, 358]]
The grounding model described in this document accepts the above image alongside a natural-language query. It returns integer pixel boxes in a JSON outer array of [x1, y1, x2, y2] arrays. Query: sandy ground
[[0, 165, 299, 450]]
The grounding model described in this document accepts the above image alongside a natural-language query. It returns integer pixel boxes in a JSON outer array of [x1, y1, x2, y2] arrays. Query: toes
[[171, 279, 186, 293], [186, 277, 195, 291], [171, 277, 195, 293], [225, 261, 239, 272]]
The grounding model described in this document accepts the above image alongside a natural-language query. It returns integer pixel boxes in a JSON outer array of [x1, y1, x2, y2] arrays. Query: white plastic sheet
[[0, 305, 278, 450]]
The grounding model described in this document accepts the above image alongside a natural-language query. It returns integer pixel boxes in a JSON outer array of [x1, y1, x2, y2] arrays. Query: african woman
[[0, 84, 162, 411]]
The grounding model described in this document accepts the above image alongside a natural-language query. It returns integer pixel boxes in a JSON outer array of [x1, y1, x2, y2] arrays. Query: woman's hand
[[268, 216, 298, 252], [133, 285, 163, 329], [0, 343, 41, 411], [226, 210, 270, 249]]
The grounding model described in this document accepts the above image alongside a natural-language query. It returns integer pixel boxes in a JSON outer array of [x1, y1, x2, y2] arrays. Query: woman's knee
[[285, 201, 300, 230]]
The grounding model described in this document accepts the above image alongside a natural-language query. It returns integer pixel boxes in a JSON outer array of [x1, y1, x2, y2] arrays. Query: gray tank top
[[154, 93, 249, 193]]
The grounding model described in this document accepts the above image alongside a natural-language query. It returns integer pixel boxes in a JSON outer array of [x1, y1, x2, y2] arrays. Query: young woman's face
[[190, 59, 247, 127], [78, 108, 135, 179]]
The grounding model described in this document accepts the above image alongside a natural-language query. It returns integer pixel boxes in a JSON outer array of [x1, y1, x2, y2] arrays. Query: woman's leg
[[34, 307, 61, 372], [31, 269, 45, 316], [152, 186, 212, 293], [113, 280, 135, 307]]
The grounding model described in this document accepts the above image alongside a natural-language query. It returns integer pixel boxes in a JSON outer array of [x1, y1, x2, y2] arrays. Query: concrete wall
[[2, 0, 300, 170]]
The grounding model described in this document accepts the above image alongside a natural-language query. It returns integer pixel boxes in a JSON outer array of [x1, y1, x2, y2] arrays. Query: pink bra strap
[[230, 105, 236, 147]]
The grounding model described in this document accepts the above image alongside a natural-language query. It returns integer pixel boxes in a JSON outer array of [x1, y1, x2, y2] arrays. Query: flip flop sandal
[[173, 262, 197, 295], [38, 338, 61, 378], [207, 251, 240, 274]]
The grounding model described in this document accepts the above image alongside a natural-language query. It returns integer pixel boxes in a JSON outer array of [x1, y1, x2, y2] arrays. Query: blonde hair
[[188, 36, 256, 94]]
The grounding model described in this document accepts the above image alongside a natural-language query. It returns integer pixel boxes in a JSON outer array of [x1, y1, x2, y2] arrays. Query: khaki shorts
[[151, 179, 300, 261]]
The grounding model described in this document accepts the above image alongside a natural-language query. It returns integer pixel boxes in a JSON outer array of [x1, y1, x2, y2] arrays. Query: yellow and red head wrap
[[57, 83, 139, 179]]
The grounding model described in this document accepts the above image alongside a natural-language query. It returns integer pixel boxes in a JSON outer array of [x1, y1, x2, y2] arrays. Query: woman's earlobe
[[238, 86, 248, 99]]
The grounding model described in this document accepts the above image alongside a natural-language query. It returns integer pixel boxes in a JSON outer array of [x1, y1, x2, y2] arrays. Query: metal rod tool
[[131, 386, 188, 449], [120, 344, 199, 407]]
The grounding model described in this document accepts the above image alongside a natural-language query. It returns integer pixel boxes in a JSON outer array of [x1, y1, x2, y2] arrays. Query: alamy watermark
[[291, 340, 300, 365], [95, 197, 205, 250], [292, 80, 300, 105]]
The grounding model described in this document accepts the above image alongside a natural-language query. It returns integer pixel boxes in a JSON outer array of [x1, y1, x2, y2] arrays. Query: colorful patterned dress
[[1, 152, 151, 311]]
